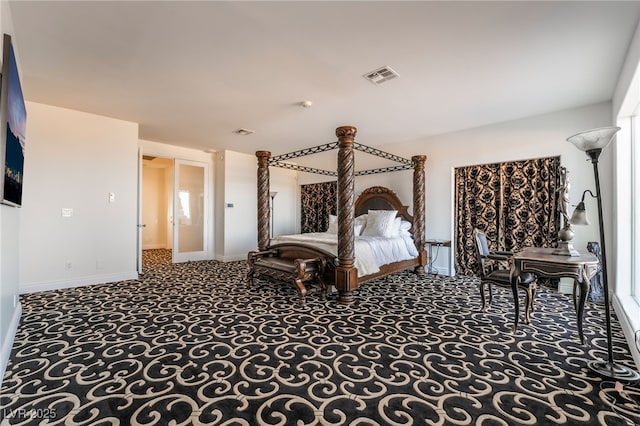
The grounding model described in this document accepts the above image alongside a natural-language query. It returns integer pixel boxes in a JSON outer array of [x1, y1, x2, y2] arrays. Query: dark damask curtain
[[455, 156, 561, 275], [300, 181, 337, 233]]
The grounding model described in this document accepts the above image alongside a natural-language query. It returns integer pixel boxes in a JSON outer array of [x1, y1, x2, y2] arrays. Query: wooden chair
[[473, 229, 537, 324]]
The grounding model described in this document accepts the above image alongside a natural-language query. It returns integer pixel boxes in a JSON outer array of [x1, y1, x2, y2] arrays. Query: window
[[632, 112, 640, 304], [614, 70, 640, 361]]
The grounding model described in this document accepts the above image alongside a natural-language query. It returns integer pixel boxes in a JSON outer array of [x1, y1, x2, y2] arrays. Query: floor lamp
[[567, 126, 640, 382], [269, 191, 277, 237]]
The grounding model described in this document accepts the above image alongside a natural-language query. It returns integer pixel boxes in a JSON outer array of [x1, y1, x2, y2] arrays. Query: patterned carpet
[[1, 249, 640, 425]]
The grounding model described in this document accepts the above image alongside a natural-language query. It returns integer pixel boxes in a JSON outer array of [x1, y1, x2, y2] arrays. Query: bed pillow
[[390, 217, 402, 237], [328, 214, 366, 235], [354, 223, 364, 236], [399, 220, 412, 237], [390, 218, 413, 237], [361, 210, 398, 238], [327, 214, 338, 234], [355, 214, 368, 235]]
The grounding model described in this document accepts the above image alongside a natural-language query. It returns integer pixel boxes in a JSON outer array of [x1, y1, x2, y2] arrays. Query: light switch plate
[[61, 208, 73, 217]]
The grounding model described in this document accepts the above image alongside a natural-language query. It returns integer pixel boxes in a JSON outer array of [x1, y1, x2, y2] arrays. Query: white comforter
[[270, 232, 419, 276]]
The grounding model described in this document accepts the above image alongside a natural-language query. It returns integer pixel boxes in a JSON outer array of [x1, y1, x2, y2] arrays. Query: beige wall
[[215, 150, 298, 261], [19, 102, 139, 293]]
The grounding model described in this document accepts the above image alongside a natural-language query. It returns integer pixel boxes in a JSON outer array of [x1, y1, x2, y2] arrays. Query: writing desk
[[510, 247, 599, 344]]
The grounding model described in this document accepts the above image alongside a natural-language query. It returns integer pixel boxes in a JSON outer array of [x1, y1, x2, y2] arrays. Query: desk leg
[[511, 262, 520, 332], [575, 268, 591, 345]]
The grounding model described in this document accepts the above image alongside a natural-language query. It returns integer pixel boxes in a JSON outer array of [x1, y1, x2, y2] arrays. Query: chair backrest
[[474, 228, 490, 258]]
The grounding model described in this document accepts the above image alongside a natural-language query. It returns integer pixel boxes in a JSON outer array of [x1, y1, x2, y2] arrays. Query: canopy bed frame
[[253, 125, 427, 303]]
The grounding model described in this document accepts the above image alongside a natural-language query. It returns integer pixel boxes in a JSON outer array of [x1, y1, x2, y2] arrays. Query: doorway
[[141, 156, 174, 270], [139, 155, 211, 272]]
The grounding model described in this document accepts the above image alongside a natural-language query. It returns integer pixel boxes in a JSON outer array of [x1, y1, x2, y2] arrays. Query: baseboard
[[427, 266, 442, 275], [214, 254, 246, 262], [613, 295, 640, 371], [20, 271, 139, 294], [431, 266, 455, 277], [557, 279, 573, 294], [0, 302, 22, 389], [142, 243, 167, 250]]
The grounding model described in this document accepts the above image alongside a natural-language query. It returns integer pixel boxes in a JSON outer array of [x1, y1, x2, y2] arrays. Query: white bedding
[[270, 232, 418, 276]]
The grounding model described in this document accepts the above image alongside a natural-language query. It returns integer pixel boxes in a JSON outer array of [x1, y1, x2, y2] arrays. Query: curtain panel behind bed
[[301, 181, 337, 233]]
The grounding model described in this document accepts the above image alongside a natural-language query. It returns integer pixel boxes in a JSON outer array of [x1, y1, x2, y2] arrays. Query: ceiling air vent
[[234, 128, 255, 136], [363, 66, 399, 85]]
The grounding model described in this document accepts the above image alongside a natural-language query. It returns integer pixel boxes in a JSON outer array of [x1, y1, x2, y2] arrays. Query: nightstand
[[425, 239, 452, 275]]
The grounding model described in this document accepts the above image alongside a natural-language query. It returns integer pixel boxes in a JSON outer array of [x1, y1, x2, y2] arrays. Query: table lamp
[[554, 166, 580, 256]]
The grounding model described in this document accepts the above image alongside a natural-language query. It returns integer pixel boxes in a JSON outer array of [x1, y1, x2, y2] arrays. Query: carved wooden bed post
[[256, 151, 271, 251], [412, 155, 427, 274], [336, 126, 358, 304]]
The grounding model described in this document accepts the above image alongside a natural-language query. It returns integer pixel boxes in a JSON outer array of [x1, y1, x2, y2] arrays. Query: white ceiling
[[8, 1, 640, 157]]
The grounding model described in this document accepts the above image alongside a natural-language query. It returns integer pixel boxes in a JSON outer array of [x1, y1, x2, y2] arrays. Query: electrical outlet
[[65, 261, 72, 271]]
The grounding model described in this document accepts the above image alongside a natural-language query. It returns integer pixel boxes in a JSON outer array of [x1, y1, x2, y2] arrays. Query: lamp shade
[[569, 190, 596, 226], [569, 202, 589, 225], [566, 126, 620, 152]]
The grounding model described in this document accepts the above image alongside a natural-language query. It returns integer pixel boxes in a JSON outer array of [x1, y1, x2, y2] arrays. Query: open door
[[136, 148, 143, 274], [173, 159, 209, 263]]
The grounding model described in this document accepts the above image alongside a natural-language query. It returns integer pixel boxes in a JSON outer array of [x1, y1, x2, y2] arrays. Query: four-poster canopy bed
[[248, 125, 427, 304]]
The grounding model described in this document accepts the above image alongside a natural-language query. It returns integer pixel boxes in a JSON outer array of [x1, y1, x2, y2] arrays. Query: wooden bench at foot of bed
[[246, 243, 337, 304]]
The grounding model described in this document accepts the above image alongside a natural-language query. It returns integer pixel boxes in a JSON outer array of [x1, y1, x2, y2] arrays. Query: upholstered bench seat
[[254, 257, 300, 273], [247, 244, 333, 304]]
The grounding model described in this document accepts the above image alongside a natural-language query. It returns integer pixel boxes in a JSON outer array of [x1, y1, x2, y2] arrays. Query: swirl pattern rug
[[1, 250, 639, 425]]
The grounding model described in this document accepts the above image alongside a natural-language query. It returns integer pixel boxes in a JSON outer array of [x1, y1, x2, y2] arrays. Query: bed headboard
[[355, 186, 414, 224]]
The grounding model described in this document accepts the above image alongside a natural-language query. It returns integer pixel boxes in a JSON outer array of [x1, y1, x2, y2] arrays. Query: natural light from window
[[614, 52, 640, 365], [633, 113, 640, 304], [178, 190, 191, 224]]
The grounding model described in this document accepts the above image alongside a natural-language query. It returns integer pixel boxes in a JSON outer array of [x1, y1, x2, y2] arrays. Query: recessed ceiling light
[[234, 128, 255, 136]]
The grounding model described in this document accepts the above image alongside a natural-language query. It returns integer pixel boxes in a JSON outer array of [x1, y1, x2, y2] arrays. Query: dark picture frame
[[0, 33, 26, 207]]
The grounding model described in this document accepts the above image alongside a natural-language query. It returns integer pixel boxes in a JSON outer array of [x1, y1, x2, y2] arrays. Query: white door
[[172, 159, 209, 263], [136, 148, 144, 274]]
